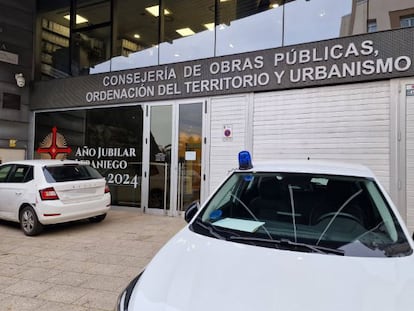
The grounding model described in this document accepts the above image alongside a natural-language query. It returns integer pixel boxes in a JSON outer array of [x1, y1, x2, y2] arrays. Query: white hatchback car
[[117, 151, 414, 311], [0, 159, 111, 236]]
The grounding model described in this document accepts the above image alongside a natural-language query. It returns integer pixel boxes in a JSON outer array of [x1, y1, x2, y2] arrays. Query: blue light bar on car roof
[[238, 151, 253, 170]]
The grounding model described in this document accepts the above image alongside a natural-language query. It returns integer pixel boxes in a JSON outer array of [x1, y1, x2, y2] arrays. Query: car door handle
[[15, 192, 22, 195]]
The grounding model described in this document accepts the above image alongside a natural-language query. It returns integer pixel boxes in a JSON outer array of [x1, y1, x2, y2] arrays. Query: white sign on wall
[[407, 84, 414, 96], [0, 50, 18, 65]]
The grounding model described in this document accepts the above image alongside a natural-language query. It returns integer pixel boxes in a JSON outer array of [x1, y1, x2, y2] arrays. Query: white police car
[[117, 151, 414, 311]]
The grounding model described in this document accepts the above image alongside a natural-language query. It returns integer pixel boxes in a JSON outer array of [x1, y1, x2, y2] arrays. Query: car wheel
[[89, 213, 107, 223], [20, 206, 43, 236]]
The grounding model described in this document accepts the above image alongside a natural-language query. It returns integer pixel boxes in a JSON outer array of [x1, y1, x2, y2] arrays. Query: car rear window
[[43, 164, 103, 182]]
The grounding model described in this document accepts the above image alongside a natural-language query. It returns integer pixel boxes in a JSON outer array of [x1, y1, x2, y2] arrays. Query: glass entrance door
[[177, 103, 203, 212], [145, 105, 172, 214], [143, 102, 204, 215]]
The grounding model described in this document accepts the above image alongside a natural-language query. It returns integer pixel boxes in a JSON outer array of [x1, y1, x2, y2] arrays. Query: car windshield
[[43, 164, 103, 182], [192, 172, 412, 258]]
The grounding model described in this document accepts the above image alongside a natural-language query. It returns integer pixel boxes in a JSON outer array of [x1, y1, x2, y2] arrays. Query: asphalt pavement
[[0, 207, 186, 311]]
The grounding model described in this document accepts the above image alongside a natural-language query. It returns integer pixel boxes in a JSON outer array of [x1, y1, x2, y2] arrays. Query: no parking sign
[[223, 125, 233, 141]]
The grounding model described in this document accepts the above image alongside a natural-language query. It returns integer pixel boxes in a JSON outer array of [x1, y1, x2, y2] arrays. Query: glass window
[[400, 15, 414, 28], [9, 166, 33, 183], [284, 0, 352, 46], [37, 0, 71, 80], [367, 19, 377, 32], [72, 26, 111, 75], [0, 165, 13, 182], [216, 0, 283, 56], [35, 106, 144, 207], [74, 0, 111, 29], [178, 103, 203, 211], [43, 164, 102, 182], [111, 0, 159, 71], [159, 0, 215, 64], [149, 106, 172, 210]]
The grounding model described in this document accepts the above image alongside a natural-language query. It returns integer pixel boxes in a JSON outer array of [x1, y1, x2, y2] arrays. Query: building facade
[[0, 0, 34, 163], [2, 0, 414, 231]]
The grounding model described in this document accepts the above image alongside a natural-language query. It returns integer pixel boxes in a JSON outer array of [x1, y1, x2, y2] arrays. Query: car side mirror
[[184, 200, 200, 223]]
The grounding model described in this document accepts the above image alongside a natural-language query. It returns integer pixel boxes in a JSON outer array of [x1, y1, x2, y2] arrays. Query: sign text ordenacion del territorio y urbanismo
[[85, 39, 412, 103]]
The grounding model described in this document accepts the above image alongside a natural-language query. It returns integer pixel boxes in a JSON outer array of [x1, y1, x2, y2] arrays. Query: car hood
[[128, 227, 414, 311]]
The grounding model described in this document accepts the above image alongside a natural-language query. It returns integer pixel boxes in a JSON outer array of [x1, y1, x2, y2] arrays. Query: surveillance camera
[[15, 73, 25, 88]]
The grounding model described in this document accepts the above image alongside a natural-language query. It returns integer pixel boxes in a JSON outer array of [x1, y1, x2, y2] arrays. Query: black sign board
[[31, 28, 414, 110]]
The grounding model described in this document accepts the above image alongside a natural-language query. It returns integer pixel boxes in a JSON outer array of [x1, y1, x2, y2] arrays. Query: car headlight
[[116, 271, 143, 311]]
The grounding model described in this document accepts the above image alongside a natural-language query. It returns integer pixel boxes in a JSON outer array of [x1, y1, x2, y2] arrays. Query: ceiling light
[[64, 14, 88, 24], [145, 5, 171, 17], [176, 28, 195, 37], [203, 23, 215, 31], [133, 34, 141, 39], [270, 4, 280, 8]]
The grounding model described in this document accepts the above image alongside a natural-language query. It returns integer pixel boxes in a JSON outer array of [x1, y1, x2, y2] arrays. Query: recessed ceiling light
[[203, 23, 215, 31], [271, 4, 279, 8], [133, 34, 141, 39], [145, 5, 171, 17], [176, 28, 195, 37], [64, 14, 88, 24]]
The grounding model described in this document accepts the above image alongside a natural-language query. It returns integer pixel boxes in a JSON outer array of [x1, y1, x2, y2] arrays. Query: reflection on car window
[[0, 165, 13, 182], [43, 164, 103, 182], [9, 165, 33, 183], [193, 172, 412, 258]]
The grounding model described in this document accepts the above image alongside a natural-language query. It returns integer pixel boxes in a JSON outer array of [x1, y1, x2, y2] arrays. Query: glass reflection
[[284, 0, 352, 46], [216, 5, 283, 56], [149, 106, 172, 210], [39, 0, 414, 78], [38, 0, 71, 80], [159, 0, 215, 64], [34, 106, 144, 207], [178, 103, 202, 211], [74, 0, 111, 29], [112, 0, 159, 70], [72, 26, 111, 75]]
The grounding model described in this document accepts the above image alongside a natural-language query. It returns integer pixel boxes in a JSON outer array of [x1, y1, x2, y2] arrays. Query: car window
[[193, 172, 412, 258], [43, 164, 103, 182], [8, 165, 33, 183], [0, 164, 13, 182]]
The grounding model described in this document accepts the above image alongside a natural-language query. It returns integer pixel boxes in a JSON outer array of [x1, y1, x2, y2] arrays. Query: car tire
[[88, 213, 107, 223], [20, 206, 43, 236]]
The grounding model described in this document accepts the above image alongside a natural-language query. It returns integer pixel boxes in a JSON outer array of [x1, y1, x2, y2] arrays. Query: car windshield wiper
[[228, 236, 344, 256], [191, 218, 228, 240]]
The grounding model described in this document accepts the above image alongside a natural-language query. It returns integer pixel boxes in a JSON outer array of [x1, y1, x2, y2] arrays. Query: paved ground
[[0, 207, 186, 311]]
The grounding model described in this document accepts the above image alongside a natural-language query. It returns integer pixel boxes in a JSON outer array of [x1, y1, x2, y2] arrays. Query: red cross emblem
[[37, 126, 72, 159]]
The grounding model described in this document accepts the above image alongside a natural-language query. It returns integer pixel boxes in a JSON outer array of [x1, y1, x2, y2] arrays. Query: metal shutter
[[253, 81, 391, 190]]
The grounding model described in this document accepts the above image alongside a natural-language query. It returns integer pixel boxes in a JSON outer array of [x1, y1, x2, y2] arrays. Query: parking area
[[0, 207, 186, 311]]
